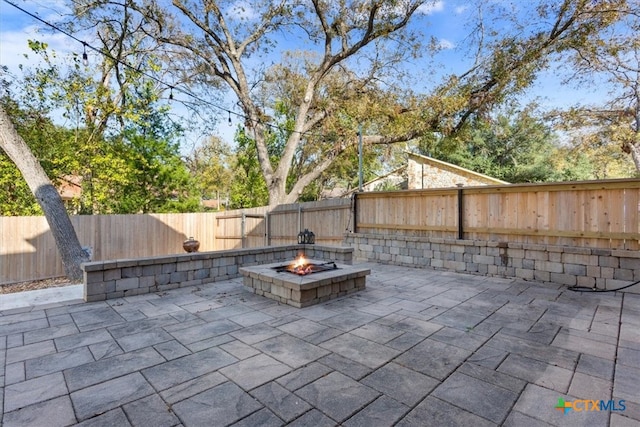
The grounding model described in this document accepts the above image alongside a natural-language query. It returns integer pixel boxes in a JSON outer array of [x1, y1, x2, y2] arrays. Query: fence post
[[241, 211, 246, 248], [353, 192, 358, 234], [456, 184, 464, 240], [264, 212, 269, 246], [358, 124, 363, 192]]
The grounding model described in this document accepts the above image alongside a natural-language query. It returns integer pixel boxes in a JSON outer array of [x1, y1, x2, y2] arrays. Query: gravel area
[[0, 277, 80, 294]]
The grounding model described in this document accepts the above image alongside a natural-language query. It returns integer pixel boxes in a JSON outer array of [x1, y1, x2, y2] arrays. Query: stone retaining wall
[[345, 233, 640, 293], [81, 245, 353, 302]]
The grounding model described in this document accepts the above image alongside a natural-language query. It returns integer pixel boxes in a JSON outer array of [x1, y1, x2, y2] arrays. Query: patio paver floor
[[1, 262, 639, 426]]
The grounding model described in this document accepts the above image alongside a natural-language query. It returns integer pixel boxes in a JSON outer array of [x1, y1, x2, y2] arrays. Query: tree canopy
[[3, 0, 640, 216], [551, 0, 640, 173], [62, 0, 633, 204], [0, 33, 202, 215]]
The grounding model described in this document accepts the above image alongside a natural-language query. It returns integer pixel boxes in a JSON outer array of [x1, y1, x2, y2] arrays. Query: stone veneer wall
[[81, 244, 353, 302], [345, 233, 640, 294], [407, 155, 507, 189]]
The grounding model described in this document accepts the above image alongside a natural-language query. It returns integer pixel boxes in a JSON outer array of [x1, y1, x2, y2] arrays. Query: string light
[[82, 42, 88, 66], [2, 0, 328, 141]]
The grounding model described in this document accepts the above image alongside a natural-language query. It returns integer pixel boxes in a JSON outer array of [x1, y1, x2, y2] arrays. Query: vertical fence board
[[630, 188, 640, 250]]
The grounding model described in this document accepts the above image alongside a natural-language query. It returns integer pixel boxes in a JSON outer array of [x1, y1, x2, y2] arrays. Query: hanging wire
[[2, 0, 329, 141]]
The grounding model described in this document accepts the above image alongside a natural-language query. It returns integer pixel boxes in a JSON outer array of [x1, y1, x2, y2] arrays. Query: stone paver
[[432, 372, 519, 424], [276, 361, 333, 391], [4, 371, 68, 412], [122, 394, 180, 427], [1, 262, 639, 426], [2, 395, 76, 427], [250, 381, 312, 422], [497, 353, 574, 393], [172, 381, 262, 425], [219, 353, 291, 390], [318, 353, 372, 380], [361, 361, 438, 406], [253, 334, 330, 368], [397, 395, 496, 427], [394, 338, 473, 380], [295, 371, 379, 423], [64, 347, 165, 391], [70, 372, 154, 421], [25, 346, 94, 379], [319, 333, 400, 369], [141, 346, 237, 391], [342, 395, 409, 427]]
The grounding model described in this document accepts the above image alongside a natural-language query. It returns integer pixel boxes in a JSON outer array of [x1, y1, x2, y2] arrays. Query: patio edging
[[81, 244, 353, 302], [345, 232, 640, 293]]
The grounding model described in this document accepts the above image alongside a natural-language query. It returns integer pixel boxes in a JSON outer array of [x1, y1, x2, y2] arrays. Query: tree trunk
[[0, 107, 89, 281], [627, 142, 640, 173]]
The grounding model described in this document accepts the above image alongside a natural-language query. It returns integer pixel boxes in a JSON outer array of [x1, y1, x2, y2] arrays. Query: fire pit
[[272, 255, 338, 275], [239, 255, 370, 308]]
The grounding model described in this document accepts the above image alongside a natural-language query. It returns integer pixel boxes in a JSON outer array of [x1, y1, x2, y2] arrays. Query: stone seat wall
[[345, 233, 640, 294], [81, 245, 353, 302]]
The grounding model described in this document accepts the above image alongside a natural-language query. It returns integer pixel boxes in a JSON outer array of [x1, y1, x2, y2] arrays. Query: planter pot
[[183, 237, 200, 253]]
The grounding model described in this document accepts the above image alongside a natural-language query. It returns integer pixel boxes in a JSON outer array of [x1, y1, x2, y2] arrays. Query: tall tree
[[104, 84, 201, 213], [0, 106, 89, 280], [71, 0, 629, 203], [185, 135, 233, 204], [0, 94, 53, 215], [8, 36, 200, 214], [74, 0, 427, 204], [419, 105, 587, 182], [552, 1, 640, 172], [228, 128, 270, 209]]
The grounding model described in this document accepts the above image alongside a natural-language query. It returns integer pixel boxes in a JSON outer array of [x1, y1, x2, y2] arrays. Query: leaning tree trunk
[[0, 106, 89, 281]]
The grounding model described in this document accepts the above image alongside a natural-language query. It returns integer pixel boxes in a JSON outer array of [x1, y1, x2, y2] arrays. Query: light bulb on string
[[228, 111, 232, 126], [82, 43, 88, 66], [169, 87, 174, 101]]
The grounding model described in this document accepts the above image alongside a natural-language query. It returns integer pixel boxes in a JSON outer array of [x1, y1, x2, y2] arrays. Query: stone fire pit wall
[[81, 244, 353, 302], [240, 262, 370, 308]]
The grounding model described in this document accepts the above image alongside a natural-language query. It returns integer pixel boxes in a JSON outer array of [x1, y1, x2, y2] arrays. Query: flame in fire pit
[[291, 254, 312, 275]]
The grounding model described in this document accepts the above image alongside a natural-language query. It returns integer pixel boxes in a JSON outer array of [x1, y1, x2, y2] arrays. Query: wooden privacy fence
[[0, 213, 218, 284], [0, 199, 353, 284], [2, 179, 639, 284], [354, 178, 640, 250], [214, 198, 352, 249]]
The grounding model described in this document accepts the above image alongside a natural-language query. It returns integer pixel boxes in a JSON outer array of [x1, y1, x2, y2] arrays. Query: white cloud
[[438, 38, 455, 49], [417, 0, 445, 15], [454, 5, 469, 14], [0, 25, 77, 73], [0, 0, 84, 74]]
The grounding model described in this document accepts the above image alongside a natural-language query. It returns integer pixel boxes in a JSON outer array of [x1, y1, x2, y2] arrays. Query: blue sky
[[0, 0, 612, 150]]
